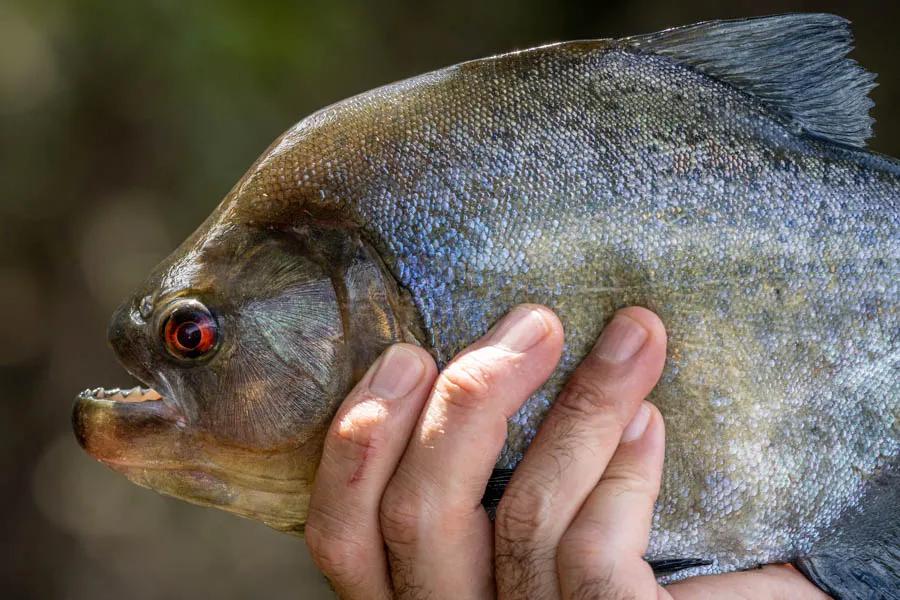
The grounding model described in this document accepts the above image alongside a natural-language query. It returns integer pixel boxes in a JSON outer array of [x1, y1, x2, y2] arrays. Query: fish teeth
[[81, 385, 163, 402]]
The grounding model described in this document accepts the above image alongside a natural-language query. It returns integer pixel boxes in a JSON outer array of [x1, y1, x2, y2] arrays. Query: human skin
[[304, 305, 829, 599]]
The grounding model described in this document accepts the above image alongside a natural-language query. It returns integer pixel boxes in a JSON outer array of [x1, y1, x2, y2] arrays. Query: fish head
[[73, 217, 411, 532]]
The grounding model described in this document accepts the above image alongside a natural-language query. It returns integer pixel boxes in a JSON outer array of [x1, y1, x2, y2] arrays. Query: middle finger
[[380, 305, 564, 598]]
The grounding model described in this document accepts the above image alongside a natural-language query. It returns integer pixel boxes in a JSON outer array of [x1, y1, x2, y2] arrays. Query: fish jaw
[[72, 387, 316, 532], [72, 386, 183, 466]]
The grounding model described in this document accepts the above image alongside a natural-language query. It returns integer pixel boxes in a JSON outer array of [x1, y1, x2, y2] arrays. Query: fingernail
[[490, 307, 550, 352], [621, 402, 651, 442], [595, 314, 648, 362], [370, 346, 425, 399]]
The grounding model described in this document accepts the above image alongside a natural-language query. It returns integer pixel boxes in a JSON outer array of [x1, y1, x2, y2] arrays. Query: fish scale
[[235, 24, 898, 584], [74, 14, 899, 597]]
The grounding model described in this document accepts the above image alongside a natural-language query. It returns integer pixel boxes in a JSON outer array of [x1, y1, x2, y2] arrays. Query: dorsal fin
[[624, 14, 877, 147]]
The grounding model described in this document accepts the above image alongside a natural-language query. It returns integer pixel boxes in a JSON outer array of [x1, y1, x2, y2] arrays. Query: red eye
[[163, 303, 218, 359]]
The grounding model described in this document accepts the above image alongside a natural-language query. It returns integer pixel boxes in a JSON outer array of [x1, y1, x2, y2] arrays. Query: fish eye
[[161, 300, 219, 360]]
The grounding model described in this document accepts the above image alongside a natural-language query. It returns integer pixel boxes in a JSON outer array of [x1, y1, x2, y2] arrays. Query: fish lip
[[71, 383, 186, 457]]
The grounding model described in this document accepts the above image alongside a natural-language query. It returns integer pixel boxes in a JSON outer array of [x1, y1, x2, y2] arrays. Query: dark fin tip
[[796, 553, 900, 600], [481, 468, 515, 519], [650, 557, 713, 576]]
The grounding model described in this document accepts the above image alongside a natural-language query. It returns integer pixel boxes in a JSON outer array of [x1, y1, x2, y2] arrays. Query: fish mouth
[[71, 384, 314, 532], [72, 382, 185, 467], [71, 383, 235, 507]]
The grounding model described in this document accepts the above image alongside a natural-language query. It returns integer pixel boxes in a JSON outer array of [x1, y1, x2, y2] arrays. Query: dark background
[[3, 1, 898, 598]]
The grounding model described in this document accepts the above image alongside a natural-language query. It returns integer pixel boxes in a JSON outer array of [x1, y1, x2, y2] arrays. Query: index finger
[[305, 344, 437, 600]]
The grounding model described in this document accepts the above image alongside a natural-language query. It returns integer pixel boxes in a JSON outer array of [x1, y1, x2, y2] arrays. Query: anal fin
[[795, 461, 900, 600]]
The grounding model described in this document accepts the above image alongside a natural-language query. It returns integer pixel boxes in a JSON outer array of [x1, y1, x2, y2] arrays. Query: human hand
[[305, 305, 828, 599]]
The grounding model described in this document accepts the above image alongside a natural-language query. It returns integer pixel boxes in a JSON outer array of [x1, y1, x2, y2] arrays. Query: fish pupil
[[176, 322, 201, 349]]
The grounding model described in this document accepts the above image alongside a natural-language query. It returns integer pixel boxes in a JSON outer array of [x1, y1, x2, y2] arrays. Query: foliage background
[[3, 1, 898, 598]]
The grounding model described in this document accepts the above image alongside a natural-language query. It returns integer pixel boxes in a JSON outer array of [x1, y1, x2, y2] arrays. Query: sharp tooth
[[92, 387, 104, 398], [125, 386, 141, 397], [107, 388, 121, 396]]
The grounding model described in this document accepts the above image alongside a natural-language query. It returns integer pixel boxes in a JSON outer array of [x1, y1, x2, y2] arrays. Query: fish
[[72, 13, 899, 597]]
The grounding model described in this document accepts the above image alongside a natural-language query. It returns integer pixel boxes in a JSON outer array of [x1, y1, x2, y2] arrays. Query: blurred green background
[[2, 1, 898, 598]]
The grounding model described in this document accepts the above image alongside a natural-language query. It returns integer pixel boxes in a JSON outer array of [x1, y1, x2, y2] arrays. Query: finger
[[305, 344, 437, 600], [380, 304, 564, 598], [557, 402, 665, 600], [495, 307, 666, 599], [666, 564, 831, 600]]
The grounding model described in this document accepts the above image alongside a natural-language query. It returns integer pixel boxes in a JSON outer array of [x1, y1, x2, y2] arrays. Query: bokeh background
[[3, 1, 899, 598]]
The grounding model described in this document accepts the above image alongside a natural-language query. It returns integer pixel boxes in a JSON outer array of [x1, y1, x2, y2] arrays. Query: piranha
[[73, 13, 898, 597]]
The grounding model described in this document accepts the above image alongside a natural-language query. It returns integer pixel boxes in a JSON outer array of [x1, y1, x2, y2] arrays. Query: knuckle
[[329, 392, 388, 454], [599, 469, 659, 499], [558, 529, 649, 600], [495, 484, 554, 545], [558, 529, 608, 572], [556, 377, 616, 420], [379, 478, 425, 548], [434, 356, 497, 409], [304, 515, 368, 581], [380, 472, 476, 550]]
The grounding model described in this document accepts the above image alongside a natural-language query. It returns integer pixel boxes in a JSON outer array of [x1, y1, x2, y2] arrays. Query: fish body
[[74, 14, 899, 596]]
